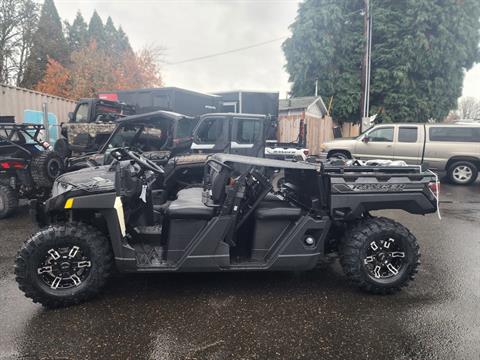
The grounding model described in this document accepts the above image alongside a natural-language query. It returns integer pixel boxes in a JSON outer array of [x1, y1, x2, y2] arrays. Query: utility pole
[[360, 0, 372, 132]]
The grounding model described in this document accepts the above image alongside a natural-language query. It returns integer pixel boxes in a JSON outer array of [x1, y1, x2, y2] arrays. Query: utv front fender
[[43, 192, 136, 270]]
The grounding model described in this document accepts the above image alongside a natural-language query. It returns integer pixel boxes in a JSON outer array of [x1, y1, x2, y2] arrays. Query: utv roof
[[211, 153, 320, 170], [204, 113, 267, 118], [117, 110, 194, 124]]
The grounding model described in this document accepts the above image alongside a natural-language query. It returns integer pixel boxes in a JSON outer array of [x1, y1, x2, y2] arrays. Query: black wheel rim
[[47, 160, 61, 178], [37, 245, 92, 290], [0, 196, 4, 212], [363, 237, 408, 282]]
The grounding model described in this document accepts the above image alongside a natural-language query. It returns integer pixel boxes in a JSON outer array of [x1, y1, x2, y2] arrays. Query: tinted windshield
[[108, 123, 167, 151], [176, 118, 198, 139]]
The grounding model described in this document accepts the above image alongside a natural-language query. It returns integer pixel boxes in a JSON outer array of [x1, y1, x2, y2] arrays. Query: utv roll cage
[[0, 123, 47, 156]]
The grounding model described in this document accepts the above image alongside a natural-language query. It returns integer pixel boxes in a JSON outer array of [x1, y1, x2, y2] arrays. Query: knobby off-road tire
[[0, 185, 18, 219], [340, 217, 420, 294], [15, 223, 113, 308], [30, 151, 65, 188]]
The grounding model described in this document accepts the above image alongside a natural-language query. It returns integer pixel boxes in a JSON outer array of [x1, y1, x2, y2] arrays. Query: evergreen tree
[[88, 10, 107, 50], [283, 0, 480, 123], [104, 16, 118, 55], [116, 26, 133, 54], [65, 11, 88, 53], [21, 0, 68, 88]]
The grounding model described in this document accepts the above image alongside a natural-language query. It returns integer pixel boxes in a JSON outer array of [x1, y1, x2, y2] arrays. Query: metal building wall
[[0, 84, 75, 124]]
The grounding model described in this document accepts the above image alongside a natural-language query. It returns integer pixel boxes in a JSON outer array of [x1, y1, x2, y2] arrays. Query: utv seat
[[176, 187, 203, 200], [167, 164, 230, 220], [167, 188, 213, 220], [167, 199, 214, 219]]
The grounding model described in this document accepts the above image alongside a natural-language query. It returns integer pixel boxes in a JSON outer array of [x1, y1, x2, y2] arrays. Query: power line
[[165, 36, 286, 66]]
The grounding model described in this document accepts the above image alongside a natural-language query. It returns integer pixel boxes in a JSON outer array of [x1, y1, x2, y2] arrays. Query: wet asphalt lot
[[0, 182, 479, 360]]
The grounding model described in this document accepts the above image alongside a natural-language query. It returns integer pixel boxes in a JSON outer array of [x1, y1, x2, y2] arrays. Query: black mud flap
[[29, 199, 48, 227]]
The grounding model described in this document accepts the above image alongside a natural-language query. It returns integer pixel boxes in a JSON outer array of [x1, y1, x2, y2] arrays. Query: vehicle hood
[[52, 165, 116, 197]]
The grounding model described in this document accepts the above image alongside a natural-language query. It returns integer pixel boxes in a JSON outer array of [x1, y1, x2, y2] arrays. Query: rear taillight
[[0, 161, 26, 169], [429, 182, 440, 193], [303, 149, 309, 156]]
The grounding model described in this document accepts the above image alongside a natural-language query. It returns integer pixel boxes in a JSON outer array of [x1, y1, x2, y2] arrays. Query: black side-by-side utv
[[0, 123, 64, 218], [15, 151, 438, 308]]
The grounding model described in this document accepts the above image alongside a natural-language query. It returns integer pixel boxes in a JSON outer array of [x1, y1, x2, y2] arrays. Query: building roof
[[279, 96, 328, 116]]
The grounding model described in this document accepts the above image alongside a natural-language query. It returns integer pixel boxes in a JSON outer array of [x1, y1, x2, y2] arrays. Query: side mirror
[[68, 112, 74, 122], [362, 136, 370, 143]]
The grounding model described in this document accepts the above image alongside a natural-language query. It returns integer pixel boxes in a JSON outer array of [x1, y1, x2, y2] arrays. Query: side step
[[133, 243, 167, 267]]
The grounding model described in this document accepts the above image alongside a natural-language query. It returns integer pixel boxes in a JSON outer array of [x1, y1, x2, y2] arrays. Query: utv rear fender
[[330, 192, 437, 220]]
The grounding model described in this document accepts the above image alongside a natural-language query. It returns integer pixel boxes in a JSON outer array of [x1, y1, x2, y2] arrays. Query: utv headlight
[[51, 180, 73, 197]]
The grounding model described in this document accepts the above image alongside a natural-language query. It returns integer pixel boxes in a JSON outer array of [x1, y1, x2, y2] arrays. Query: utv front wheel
[[0, 185, 18, 219], [15, 223, 113, 308], [340, 217, 420, 294]]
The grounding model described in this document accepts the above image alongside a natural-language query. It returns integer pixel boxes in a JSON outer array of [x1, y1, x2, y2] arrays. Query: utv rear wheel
[[340, 217, 420, 294], [15, 223, 113, 308], [30, 151, 65, 187], [0, 185, 18, 219]]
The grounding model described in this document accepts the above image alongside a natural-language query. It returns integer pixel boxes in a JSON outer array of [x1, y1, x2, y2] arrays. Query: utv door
[[231, 116, 265, 157], [191, 115, 230, 153]]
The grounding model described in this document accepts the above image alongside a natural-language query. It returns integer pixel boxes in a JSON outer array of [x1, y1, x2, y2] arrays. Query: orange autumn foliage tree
[[35, 42, 163, 99], [114, 47, 163, 90], [35, 58, 71, 98]]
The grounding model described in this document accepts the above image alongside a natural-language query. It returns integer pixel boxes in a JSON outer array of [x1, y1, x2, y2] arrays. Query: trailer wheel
[[30, 151, 65, 187], [447, 161, 478, 185], [15, 223, 113, 308], [0, 185, 18, 219], [340, 217, 420, 294]]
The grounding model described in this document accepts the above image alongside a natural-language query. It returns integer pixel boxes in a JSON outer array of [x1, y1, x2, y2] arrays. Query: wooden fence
[[277, 112, 361, 155]]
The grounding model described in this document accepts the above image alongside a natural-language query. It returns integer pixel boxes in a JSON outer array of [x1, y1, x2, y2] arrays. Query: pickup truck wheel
[[15, 223, 113, 308], [340, 217, 420, 295], [447, 161, 478, 185], [0, 185, 18, 219], [328, 151, 350, 160]]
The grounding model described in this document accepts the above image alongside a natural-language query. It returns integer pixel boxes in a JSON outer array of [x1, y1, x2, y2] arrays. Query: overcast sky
[[55, 0, 480, 100]]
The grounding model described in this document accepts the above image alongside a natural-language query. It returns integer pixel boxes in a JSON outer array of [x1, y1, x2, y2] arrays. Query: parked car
[[321, 123, 480, 185]]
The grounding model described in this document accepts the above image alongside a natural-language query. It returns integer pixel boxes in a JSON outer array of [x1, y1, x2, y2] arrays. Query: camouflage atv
[[54, 98, 135, 158]]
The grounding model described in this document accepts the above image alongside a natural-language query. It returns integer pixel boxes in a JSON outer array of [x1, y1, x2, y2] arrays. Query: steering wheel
[[127, 150, 165, 174]]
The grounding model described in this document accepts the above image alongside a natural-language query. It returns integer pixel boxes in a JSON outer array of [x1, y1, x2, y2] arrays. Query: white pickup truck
[[321, 123, 480, 185]]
